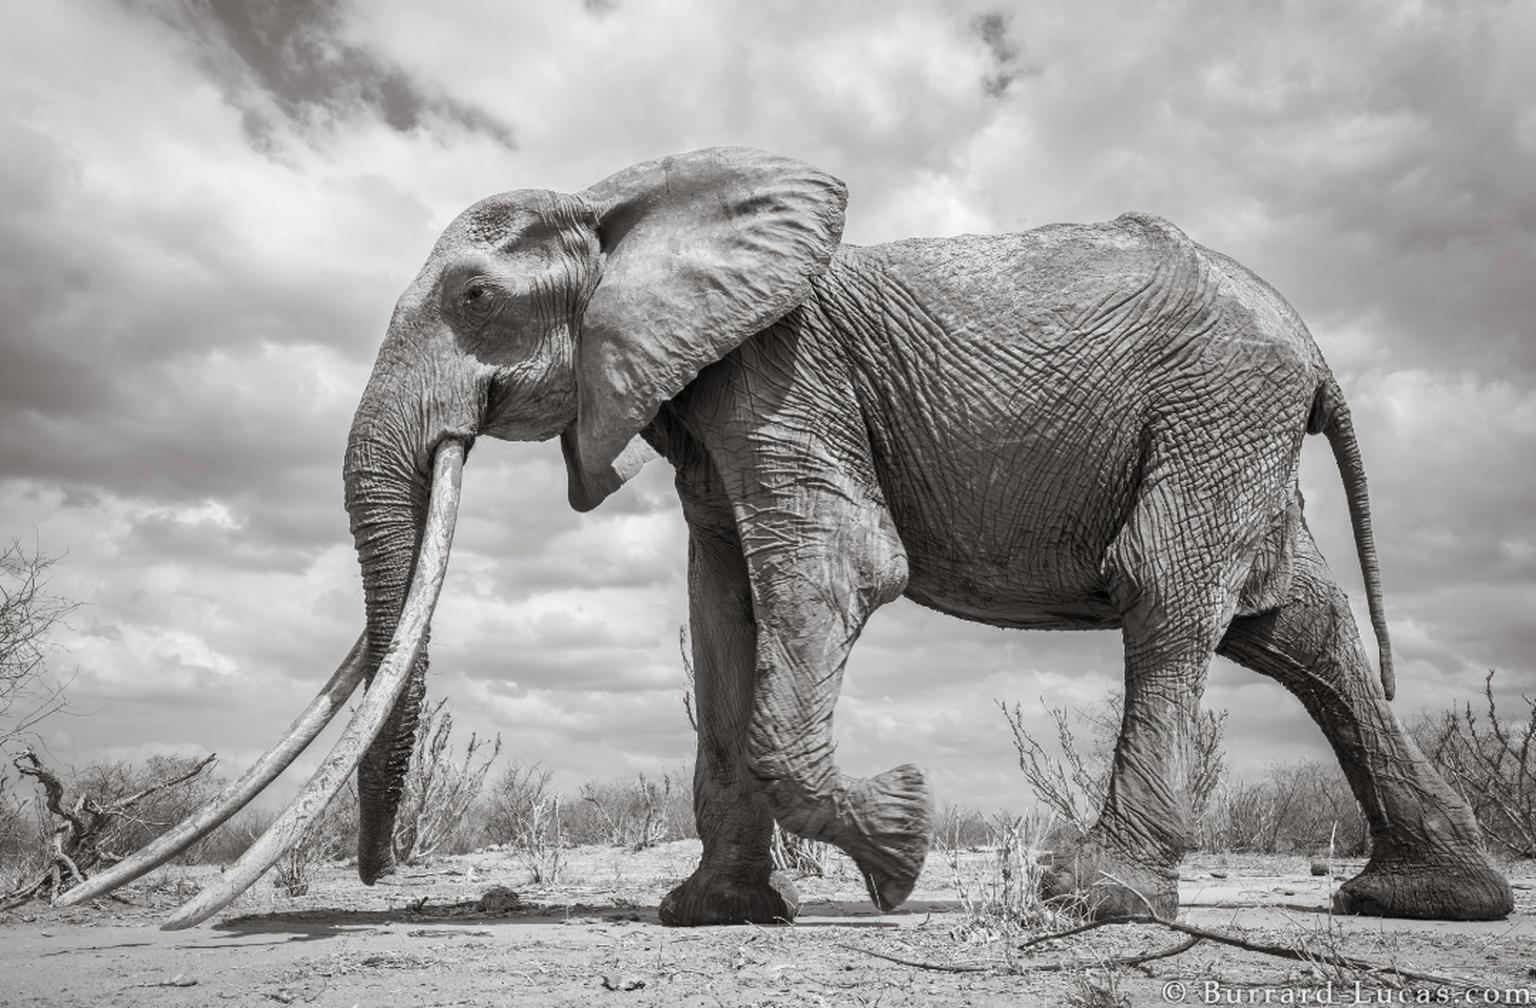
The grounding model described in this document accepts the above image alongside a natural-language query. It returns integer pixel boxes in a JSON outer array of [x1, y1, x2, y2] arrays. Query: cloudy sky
[[1, 0, 1532, 818]]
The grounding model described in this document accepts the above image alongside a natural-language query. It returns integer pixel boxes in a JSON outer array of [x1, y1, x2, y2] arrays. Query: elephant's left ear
[[561, 147, 847, 511]]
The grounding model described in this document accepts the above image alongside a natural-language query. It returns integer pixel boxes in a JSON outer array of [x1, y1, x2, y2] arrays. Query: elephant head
[[342, 148, 847, 879], [63, 148, 847, 924]]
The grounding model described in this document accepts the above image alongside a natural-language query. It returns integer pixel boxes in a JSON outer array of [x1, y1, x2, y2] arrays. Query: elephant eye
[[463, 285, 487, 305]]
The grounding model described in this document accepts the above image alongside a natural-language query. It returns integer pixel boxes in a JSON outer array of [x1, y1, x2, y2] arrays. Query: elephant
[[69, 147, 1512, 926]]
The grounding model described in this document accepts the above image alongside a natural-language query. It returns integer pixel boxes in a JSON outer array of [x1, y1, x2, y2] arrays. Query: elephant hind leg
[[1217, 530, 1512, 921], [1045, 468, 1266, 920]]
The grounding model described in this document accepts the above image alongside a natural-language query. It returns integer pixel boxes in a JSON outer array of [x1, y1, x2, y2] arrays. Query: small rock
[[1209, 871, 1227, 879], [477, 886, 521, 912], [1310, 860, 1330, 876], [601, 975, 646, 991]]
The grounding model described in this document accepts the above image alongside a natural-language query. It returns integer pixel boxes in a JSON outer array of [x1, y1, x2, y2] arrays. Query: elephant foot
[[658, 869, 801, 926], [1040, 836, 1179, 920], [830, 763, 935, 912], [1333, 856, 1513, 921]]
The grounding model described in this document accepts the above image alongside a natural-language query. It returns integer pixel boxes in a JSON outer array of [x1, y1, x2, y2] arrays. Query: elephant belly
[[905, 582, 1122, 630], [884, 446, 1137, 632]]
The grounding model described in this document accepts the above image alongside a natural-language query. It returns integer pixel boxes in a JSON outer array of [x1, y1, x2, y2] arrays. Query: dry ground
[[1, 844, 1531, 1006]]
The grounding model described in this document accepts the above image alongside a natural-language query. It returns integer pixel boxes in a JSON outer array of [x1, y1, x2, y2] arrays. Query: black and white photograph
[[1, 1, 1532, 1004]]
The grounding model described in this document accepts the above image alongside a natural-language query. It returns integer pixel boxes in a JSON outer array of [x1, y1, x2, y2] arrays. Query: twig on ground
[[836, 943, 993, 973], [1020, 915, 1476, 987], [840, 934, 1203, 975], [847, 910, 1488, 983]]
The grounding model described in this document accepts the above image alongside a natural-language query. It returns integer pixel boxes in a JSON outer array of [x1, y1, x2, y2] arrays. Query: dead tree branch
[[2, 748, 216, 910]]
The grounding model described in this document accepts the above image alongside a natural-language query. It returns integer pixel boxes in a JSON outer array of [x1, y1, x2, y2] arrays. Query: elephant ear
[[561, 147, 847, 511]]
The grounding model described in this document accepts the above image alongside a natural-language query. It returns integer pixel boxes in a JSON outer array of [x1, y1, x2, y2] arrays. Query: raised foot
[[658, 869, 801, 926], [1334, 858, 1513, 921], [832, 763, 935, 912], [1040, 836, 1179, 920]]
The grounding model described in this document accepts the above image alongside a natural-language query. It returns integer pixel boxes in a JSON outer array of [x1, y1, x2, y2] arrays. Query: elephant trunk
[[344, 391, 455, 882]]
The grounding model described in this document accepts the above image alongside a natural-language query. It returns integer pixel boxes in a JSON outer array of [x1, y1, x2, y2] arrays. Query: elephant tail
[[1309, 376, 1396, 701]]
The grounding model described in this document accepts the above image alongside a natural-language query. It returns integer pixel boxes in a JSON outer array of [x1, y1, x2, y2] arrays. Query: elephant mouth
[[54, 440, 468, 929]]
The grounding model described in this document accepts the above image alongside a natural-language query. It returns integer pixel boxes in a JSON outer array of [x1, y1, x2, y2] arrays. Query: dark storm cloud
[[970, 11, 1027, 98], [155, 0, 516, 150]]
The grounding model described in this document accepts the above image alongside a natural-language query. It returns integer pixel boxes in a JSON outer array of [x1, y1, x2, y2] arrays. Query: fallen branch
[[1, 749, 217, 910], [836, 944, 991, 973], [1021, 915, 1476, 988], [845, 910, 1485, 985], [839, 934, 1202, 975]]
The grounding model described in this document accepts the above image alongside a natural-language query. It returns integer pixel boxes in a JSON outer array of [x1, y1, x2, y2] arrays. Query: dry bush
[[937, 802, 996, 850], [565, 769, 691, 849], [770, 823, 834, 877], [484, 760, 563, 882], [1001, 691, 1227, 841], [392, 697, 501, 866], [1199, 758, 1367, 856], [69, 754, 238, 862], [1, 539, 79, 749], [1412, 669, 1535, 858], [942, 811, 1082, 965], [0, 751, 270, 899], [0, 772, 48, 895]]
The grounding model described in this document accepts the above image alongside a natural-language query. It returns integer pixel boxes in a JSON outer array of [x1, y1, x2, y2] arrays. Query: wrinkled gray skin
[[343, 148, 1512, 923]]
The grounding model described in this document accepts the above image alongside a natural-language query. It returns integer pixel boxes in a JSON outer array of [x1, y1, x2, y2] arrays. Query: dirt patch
[[1, 845, 1530, 1006]]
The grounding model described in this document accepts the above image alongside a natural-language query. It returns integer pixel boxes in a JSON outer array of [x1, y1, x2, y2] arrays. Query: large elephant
[[72, 147, 1512, 926]]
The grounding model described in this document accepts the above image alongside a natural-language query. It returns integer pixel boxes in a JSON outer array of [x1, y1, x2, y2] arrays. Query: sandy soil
[[1, 844, 1531, 1006]]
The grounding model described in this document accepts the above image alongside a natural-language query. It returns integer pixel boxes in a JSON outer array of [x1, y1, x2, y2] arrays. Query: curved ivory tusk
[[161, 440, 466, 930], [55, 634, 369, 907]]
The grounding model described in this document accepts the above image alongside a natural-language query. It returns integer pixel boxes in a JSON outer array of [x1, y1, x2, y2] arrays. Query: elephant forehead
[[440, 189, 574, 249]]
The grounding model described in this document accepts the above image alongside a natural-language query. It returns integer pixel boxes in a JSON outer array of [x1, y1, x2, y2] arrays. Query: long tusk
[[160, 440, 466, 930], [55, 635, 368, 907]]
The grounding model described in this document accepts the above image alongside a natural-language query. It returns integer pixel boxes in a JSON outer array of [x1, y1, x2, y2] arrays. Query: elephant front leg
[[736, 502, 931, 913], [659, 520, 800, 926]]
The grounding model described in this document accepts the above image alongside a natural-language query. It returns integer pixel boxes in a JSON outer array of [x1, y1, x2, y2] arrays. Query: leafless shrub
[[392, 697, 502, 866], [1413, 669, 1535, 858], [68, 754, 236, 862], [571, 771, 678, 850], [485, 760, 563, 882], [1199, 758, 1367, 856], [0, 772, 48, 895], [1, 538, 80, 748], [1001, 692, 1227, 840], [942, 811, 1081, 966], [770, 823, 834, 877], [936, 802, 996, 850]]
